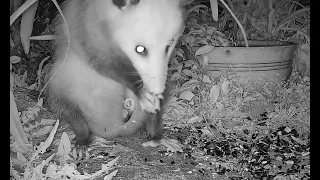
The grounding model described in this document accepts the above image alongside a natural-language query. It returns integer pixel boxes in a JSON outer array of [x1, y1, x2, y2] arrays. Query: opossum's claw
[[139, 98, 158, 113], [139, 88, 160, 113]]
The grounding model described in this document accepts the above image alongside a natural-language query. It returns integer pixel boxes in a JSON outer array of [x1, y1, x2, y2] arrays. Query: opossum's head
[[94, 0, 188, 95]]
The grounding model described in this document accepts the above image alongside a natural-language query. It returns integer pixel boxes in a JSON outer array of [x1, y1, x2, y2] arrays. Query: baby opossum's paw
[[139, 88, 161, 113], [142, 139, 183, 152]]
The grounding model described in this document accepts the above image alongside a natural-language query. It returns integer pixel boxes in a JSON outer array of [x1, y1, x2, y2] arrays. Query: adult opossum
[[47, 0, 188, 151]]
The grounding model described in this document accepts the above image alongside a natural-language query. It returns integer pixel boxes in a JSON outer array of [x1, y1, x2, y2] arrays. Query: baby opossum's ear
[[112, 0, 140, 10]]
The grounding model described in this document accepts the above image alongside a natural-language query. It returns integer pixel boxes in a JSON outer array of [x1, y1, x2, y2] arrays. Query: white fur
[[49, 0, 186, 139], [50, 50, 126, 128], [93, 0, 185, 94]]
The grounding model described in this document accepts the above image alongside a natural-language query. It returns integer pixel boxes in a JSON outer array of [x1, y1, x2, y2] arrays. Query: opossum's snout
[[156, 93, 164, 100], [144, 67, 167, 95]]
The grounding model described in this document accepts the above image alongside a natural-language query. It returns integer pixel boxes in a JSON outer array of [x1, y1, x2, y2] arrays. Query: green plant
[[220, 0, 310, 42]]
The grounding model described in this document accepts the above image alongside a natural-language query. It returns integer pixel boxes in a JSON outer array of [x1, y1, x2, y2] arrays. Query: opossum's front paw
[[71, 135, 91, 154], [142, 139, 183, 152], [71, 140, 90, 161], [139, 88, 161, 113]]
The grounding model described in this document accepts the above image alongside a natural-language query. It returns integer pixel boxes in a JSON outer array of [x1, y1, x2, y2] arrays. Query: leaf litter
[[162, 70, 310, 179], [10, 99, 120, 180], [11, 67, 309, 179]]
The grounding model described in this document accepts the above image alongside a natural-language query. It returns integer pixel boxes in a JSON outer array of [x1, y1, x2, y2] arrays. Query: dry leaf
[[36, 98, 43, 107], [35, 120, 59, 154], [17, 152, 27, 164], [181, 79, 200, 88], [209, 84, 220, 103], [202, 75, 211, 83], [182, 69, 194, 77], [221, 80, 230, 96], [27, 83, 36, 90], [291, 136, 307, 145], [40, 119, 56, 126], [203, 54, 209, 66], [21, 106, 41, 124], [232, 110, 243, 117], [57, 132, 72, 165], [179, 90, 195, 101], [33, 126, 53, 138], [215, 102, 225, 110], [201, 127, 212, 135], [284, 126, 291, 133], [10, 56, 21, 64], [90, 156, 120, 178], [243, 96, 256, 102], [195, 45, 215, 56], [104, 170, 118, 180], [187, 116, 203, 124]]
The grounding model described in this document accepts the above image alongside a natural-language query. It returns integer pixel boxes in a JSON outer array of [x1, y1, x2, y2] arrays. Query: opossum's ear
[[112, 0, 140, 10], [180, 0, 195, 7]]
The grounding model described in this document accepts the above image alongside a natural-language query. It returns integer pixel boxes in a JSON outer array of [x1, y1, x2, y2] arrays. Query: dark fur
[[47, 90, 92, 146], [112, 0, 140, 10], [74, 0, 145, 99], [47, 0, 167, 146], [142, 84, 171, 141]]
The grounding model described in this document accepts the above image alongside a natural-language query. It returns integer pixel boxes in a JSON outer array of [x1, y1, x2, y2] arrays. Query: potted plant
[[171, 0, 309, 85]]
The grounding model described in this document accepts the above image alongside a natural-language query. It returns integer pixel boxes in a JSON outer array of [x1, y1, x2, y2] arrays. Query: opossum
[[47, 0, 188, 151]]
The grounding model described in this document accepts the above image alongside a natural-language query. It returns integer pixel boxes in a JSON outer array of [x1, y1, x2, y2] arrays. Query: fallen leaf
[[201, 127, 212, 135], [27, 83, 36, 90], [35, 120, 59, 154], [209, 84, 220, 103], [202, 75, 211, 83], [104, 170, 118, 180], [181, 79, 200, 88], [17, 152, 27, 164], [221, 80, 230, 96], [243, 96, 256, 102], [215, 102, 225, 110], [291, 136, 307, 145], [10, 56, 21, 64], [187, 116, 203, 123], [57, 132, 72, 165], [195, 45, 215, 56], [33, 126, 53, 138], [202, 55, 209, 66], [179, 90, 194, 101], [40, 119, 56, 126], [284, 126, 291, 133]]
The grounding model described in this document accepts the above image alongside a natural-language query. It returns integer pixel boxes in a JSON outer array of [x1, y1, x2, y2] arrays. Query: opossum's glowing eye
[[165, 39, 174, 54], [136, 45, 147, 56]]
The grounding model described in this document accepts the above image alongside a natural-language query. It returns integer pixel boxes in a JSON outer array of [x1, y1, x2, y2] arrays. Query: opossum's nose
[[147, 80, 165, 94], [156, 93, 164, 100], [149, 86, 165, 95]]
